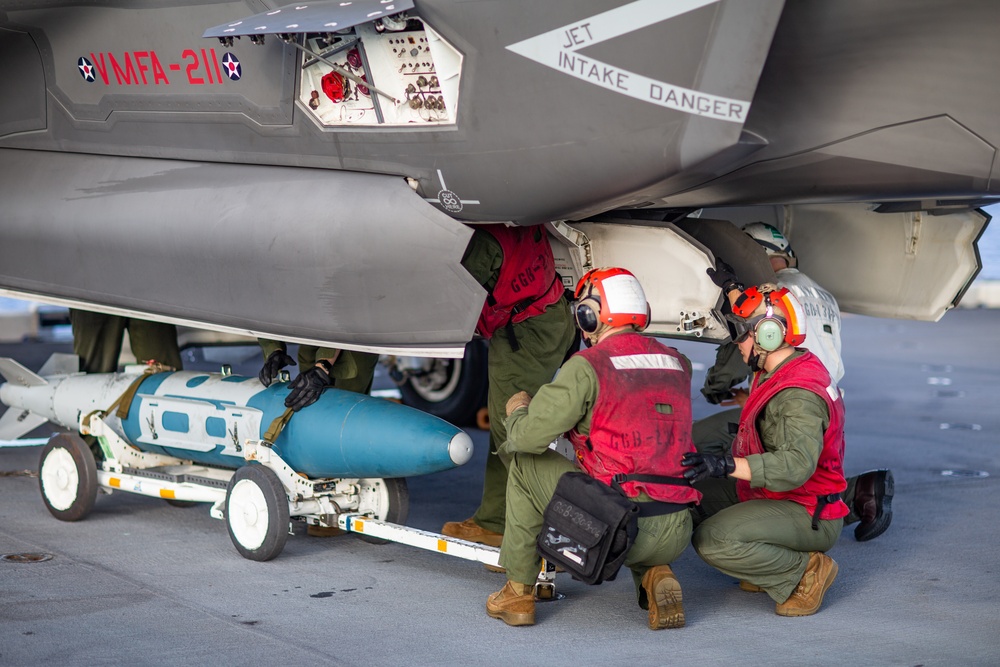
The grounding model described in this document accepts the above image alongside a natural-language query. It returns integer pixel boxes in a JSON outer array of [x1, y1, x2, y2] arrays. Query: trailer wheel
[[38, 433, 98, 522], [355, 477, 409, 544], [225, 465, 289, 561]]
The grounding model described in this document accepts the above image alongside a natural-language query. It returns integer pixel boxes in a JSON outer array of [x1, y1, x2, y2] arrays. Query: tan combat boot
[[739, 580, 764, 593], [441, 517, 503, 547], [486, 581, 535, 626], [775, 551, 838, 617], [641, 565, 685, 629]]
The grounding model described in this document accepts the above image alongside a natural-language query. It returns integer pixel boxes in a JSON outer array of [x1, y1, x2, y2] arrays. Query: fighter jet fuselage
[[0, 0, 994, 352]]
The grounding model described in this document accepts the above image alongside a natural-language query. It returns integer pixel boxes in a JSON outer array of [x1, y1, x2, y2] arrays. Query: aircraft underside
[[0, 0, 995, 353]]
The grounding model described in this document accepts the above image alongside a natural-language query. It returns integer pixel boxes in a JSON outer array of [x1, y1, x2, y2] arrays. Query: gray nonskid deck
[[1, 309, 998, 666]]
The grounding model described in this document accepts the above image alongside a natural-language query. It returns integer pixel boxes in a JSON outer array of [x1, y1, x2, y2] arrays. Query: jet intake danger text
[[553, 21, 746, 123], [558, 22, 629, 90], [507, 3, 751, 124], [557, 49, 745, 122]]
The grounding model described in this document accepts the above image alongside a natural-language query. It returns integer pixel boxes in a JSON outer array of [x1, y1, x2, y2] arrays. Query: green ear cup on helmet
[[755, 318, 785, 352]]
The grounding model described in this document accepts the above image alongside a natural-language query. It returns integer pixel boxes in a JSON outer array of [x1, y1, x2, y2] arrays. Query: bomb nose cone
[[448, 431, 474, 466]]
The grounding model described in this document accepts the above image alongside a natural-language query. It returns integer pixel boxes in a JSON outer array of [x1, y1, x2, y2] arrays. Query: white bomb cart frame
[[36, 412, 557, 597]]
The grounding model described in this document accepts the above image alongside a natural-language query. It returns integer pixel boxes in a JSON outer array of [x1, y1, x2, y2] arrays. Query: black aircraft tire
[[38, 433, 98, 522], [398, 340, 487, 426], [354, 477, 409, 545], [225, 465, 289, 561]]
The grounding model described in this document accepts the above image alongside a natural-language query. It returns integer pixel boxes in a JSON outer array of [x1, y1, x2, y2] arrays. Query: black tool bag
[[536, 472, 640, 585]]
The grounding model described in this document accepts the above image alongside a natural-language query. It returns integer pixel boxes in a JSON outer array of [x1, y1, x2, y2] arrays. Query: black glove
[[285, 365, 332, 411], [706, 261, 743, 294], [259, 349, 295, 387], [681, 452, 736, 484], [701, 389, 734, 406]]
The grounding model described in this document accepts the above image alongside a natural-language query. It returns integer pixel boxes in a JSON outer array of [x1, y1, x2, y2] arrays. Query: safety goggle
[[724, 313, 756, 344]]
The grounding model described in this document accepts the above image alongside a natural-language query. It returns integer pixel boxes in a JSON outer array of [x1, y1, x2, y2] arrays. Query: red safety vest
[[733, 351, 849, 520], [474, 225, 563, 339], [568, 333, 702, 505]]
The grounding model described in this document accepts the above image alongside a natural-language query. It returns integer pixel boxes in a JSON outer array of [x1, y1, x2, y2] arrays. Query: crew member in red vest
[[442, 225, 576, 548], [486, 267, 700, 629], [682, 281, 847, 617]]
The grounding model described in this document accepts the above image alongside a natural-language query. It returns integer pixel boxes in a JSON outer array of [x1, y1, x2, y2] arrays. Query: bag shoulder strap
[[610, 473, 698, 518], [611, 472, 690, 489]]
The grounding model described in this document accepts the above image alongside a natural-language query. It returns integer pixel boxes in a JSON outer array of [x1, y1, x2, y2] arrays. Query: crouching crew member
[[682, 281, 847, 617], [488, 268, 700, 629], [695, 223, 892, 542]]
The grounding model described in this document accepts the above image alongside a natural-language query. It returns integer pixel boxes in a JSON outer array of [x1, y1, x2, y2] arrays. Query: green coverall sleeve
[[460, 228, 503, 291], [314, 347, 360, 380], [745, 387, 830, 491], [500, 355, 598, 456], [258, 338, 286, 359], [701, 341, 751, 404]]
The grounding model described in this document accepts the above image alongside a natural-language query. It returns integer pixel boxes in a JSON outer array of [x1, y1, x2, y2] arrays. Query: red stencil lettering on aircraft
[[79, 48, 233, 86]]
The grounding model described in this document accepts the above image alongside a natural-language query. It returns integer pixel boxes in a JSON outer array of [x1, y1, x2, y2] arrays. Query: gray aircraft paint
[[506, 0, 751, 124], [0, 149, 482, 354], [0, 0, 778, 222], [0, 0, 993, 350]]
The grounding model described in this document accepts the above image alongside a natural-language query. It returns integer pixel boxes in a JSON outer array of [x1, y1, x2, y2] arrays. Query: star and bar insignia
[[77, 56, 95, 82], [221, 52, 241, 81]]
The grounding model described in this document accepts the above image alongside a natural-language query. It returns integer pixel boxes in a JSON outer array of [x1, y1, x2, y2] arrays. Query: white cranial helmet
[[742, 222, 796, 268]]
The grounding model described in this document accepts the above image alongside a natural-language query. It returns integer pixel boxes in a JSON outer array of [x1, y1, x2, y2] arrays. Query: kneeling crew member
[[488, 268, 701, 629], [683, 282, 847, 617], [695, 224, 892, 542]]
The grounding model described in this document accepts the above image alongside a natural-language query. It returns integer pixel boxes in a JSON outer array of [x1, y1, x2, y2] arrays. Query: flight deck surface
[[1, 309, 998, 666]]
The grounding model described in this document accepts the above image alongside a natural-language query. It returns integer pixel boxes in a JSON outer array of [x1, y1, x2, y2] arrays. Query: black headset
[[573, 287, 602, 333]]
